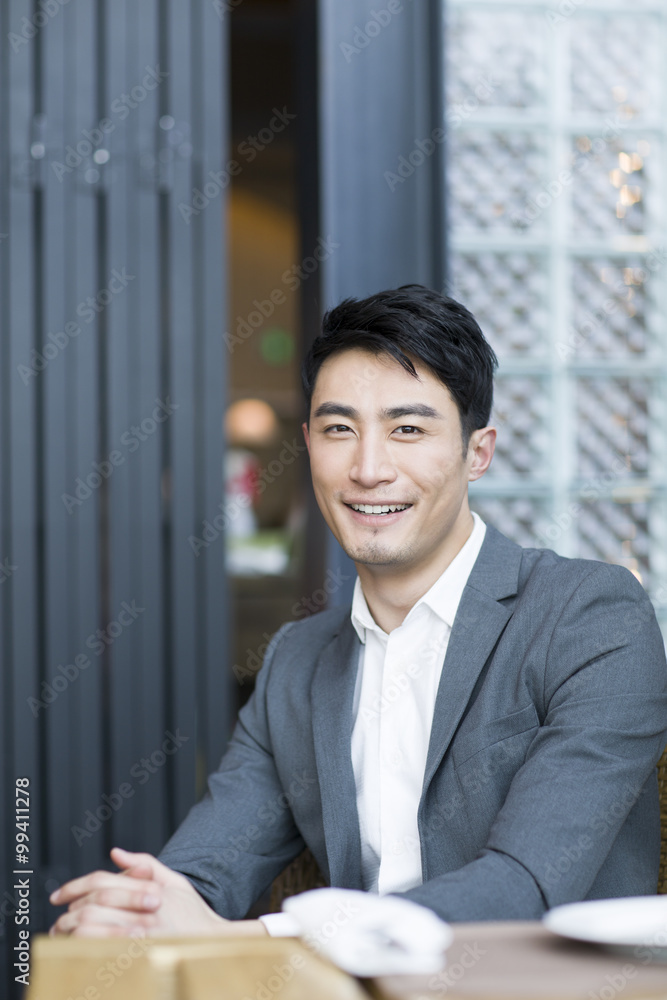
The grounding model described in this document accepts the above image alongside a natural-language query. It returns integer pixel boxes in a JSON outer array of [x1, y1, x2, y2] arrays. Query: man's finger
[[110, 847, 161, 873], [50, 872, 161, 906], [123, 863, 154, 881], [110, 847, 183, 887], [68, 887, 161, 914], [72, 924, 145, 939], [50, 903, 155, 936]]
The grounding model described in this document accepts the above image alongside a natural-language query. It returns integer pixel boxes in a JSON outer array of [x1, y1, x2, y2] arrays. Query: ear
[[467, 426, 496, 482], [302, 421, 311, 456]]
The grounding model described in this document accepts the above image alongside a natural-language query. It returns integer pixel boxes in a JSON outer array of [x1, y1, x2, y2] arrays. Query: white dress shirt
[[260, 512, 486, 934], [350, 511, 486, 894]]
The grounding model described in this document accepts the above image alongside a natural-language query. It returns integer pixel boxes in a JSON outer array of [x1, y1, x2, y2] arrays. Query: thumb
[[110, 847, 184, 888]]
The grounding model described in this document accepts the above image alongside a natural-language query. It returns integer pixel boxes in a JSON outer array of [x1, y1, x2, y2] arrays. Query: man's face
[[302, 348, 495, 578]]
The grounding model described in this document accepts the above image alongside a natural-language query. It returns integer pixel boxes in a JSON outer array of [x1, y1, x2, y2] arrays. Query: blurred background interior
[[1, 0, 667, 985]]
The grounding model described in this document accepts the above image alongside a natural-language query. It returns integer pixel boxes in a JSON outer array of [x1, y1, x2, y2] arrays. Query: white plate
[[543, 897, 667, 958]]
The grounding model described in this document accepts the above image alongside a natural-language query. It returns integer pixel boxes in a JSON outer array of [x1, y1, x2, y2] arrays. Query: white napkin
[[281, 888, 453, 976]]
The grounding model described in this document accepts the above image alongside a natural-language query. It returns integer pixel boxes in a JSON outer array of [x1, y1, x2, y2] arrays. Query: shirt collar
[[350, 512, 487, 643]]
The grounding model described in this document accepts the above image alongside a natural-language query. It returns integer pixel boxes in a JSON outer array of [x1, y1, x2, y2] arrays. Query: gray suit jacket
[[159, 525, 667, 922]]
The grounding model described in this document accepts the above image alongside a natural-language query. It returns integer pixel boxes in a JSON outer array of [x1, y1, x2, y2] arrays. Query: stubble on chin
[[344, 538, 416, 568]]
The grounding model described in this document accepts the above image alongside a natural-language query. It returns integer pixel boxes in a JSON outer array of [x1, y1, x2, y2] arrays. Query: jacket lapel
[[310, 618, 364, 889], [422, 524, 523, 796]]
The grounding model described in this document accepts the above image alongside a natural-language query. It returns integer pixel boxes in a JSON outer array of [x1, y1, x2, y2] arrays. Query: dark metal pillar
[[312, 0, 448, 606]]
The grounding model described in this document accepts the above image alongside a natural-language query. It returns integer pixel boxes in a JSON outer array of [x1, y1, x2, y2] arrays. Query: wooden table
[[26, 935, 369, 1000], [371, 922, 667, 1000], [25, 922, 667, 1000]]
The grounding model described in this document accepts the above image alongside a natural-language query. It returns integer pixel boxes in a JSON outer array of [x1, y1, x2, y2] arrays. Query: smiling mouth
[[346, 503, 412, 515]]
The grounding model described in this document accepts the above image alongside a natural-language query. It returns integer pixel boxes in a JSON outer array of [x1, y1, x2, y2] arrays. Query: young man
[[50, 285, 667, 938]]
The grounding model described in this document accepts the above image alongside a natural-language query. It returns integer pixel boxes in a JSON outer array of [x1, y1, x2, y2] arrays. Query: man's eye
[[326, 424, 352, 433], [395, 426, 421, 435]]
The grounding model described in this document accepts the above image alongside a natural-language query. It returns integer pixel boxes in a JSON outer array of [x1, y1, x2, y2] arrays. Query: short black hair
[[302, 284, 498, 452]]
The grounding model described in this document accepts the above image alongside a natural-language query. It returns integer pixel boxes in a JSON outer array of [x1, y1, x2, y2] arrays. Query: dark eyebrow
[[381, 404, 442, 420], [312, 402, 360, 420], [312, 402, 443, 421]]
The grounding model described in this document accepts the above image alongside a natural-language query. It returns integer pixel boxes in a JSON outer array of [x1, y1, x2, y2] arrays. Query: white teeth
[[349, 503, 410, 514]]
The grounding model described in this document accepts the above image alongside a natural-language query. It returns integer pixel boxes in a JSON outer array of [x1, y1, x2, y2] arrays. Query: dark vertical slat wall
[[69, 1, 102, 882], [106, 0, 149, 854], [0, 2, 229, 992], [104, 0, 167, 856], [42, 0, 70, 878], [195, 2, 231, 792], [41, 0, 99, 884], [166, 0, 198, 827], [105, 0, 132, 853], [2, 0, 42, 990], [130, 0, 169, 848], [0, 0, 7, 982]]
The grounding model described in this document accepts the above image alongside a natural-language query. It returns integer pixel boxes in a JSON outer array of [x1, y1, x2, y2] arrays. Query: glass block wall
[[446, 0, 667, 637]]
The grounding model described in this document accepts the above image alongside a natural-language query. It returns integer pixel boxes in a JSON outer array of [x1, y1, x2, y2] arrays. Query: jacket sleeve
[[157, 622, 305, 919], [395, 563, 667, 921]]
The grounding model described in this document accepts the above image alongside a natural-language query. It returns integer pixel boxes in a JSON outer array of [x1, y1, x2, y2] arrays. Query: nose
[[349, 432, 397, 489]]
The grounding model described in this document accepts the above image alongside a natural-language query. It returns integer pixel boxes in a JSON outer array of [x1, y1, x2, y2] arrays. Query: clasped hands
[[49, 846, 267, 938]]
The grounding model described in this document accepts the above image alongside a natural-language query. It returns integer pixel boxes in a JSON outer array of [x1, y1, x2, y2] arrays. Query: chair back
[[658, 745, 667, 894], [269, 847, 328, 913]]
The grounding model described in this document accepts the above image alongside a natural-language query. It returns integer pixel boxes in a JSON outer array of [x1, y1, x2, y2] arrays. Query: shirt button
[[388, 750, 403, 767]]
